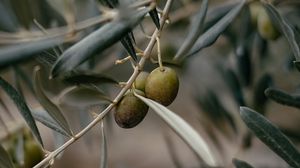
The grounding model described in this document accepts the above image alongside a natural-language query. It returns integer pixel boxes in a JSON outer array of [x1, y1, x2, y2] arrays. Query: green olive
[[145, 67, 179, 106], [257, 7, 280, 40], [24, 140, 43, 168], [134, 71, 149, 92], [249, 2, 263, 27], [114, 90, 149, 128]]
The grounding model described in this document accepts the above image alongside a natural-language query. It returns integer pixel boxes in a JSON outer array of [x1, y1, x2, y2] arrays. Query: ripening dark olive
[[24, 140, 43, 168], [134, 71, 149, 92], [114, 90, 149, 128], [257, 7, 280, 40], [145, 67, 179, 106]]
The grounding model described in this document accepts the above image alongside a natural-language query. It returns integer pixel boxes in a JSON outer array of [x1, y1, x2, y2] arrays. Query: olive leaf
[[254, 33, 268, 60], [252, 74, 273, 113], [265, 88, 300, 109], [51, 8, 150, 77], [32, 108, 70, 137], [263, 3, 300, 70], [13, 66, 35, 94], [174, 0, 208, 61], [219, 68, 245, 106], [240, 107, 300, 168], [135, 94, 218, 167], [100, 121, 107, 168], [235, 43, 252, 86], [120, 35, 138, 61], [186, 0, 245, 58], [52, 131, 66, 159], [149, 8, 160, 29], [98, 0, 118, 8], [99, 0, 138, 62], [195, 90, 236, 133], [0, 1, 19, 32], [36, 51, 59, 68], [58, 86, 112, 106], [0, 144, 14, 168], [0, 76, 43, 147], [203, 2, 237, 31], [62, 71, 118, 85], [0, 36, 64, 69], [33, 67, 73, 137], [232, 158, 254, 168]]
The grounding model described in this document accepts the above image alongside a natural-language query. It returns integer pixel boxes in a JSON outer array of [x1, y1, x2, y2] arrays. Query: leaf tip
[[293, 61, 300, 72], [264, 87, 272, 97]]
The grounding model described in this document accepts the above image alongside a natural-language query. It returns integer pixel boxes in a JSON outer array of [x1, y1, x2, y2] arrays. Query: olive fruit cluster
[[250, 2, 280, 40], [114, 67, 179, 129]]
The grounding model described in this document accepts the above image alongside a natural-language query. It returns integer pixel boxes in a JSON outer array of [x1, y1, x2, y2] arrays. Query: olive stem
[[115, 56, 132, 65], [156, 35, 165, 71], [33, 0, 173, 167]]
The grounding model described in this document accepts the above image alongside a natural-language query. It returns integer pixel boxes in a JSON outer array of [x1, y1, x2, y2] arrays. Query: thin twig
[[33, 0, 173, 167], [156, 35, 164, 71]]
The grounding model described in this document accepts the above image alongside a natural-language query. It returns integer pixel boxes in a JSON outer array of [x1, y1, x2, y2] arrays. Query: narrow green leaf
[[63, 71, 118, 85], [186, 0, 245, 58], [98, 0, 118, 8], [0, 144, 14, 168], [32, 108, 70, 137], [0, 1, 19, 32], [59, 86, 112, 106], [0, 36, 64, 69], [236, 44, 252, 86], [100, 121, 107, 168], [252, 74, 273, 113], [52, 131, 66, 159], [195, 90, 236, 133], [263, 3, 300, 69], [174, 0, 208, 60], [135, 94, 217, 167], [33, 67, 73, 136], [149, 8, 160, 29], [13, 66, 35, 94], [265, 88, 300, 109], [100, 0, 137, 61], [203, 2, 237, 31], [232, 158, 254, 168], [219, 68, 245, 106], [120, 35, 137, 61], [240, 107, 300, 168], [51, 8, 150, 78], [0, 76, 43, 147]]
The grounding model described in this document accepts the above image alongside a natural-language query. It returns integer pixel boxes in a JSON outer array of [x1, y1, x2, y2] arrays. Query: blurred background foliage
[[0, 0, 300, 167]]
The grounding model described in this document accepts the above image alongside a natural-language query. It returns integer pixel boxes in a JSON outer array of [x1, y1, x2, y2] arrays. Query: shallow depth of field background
[[0, 0, 300, 167]]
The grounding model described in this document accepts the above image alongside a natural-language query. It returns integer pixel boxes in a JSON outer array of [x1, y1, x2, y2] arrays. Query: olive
[[114, 90, 149, 128], [134, 71, 149, 92], [257, 7, 280, 40], [24, 140, 43, 168], [145, 67, 179, 106], [249, 2, 263, 27]]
